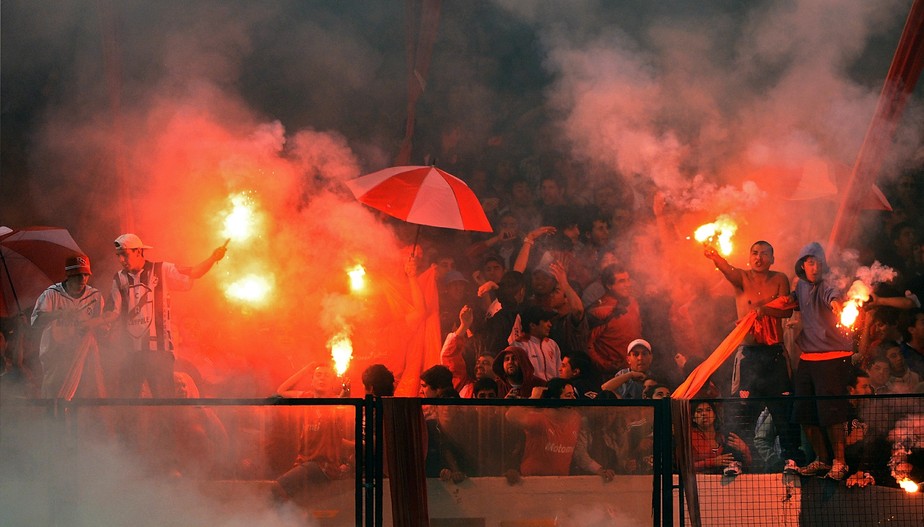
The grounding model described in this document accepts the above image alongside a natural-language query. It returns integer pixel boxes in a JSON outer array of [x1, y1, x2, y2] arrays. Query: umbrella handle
[[410, 225, 421, 261]]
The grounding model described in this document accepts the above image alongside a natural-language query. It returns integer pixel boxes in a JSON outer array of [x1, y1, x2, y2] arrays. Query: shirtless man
[[705, 240, 803, 472]]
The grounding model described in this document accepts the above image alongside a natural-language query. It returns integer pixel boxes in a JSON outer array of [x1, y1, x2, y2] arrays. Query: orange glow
[[221, 191, 262, 243], [348, 264, 366, 293], [224, 274, 274, 306], [899, 478, 920, 493], [693, 215, 737, 256], [329, 332, 353, 376], [839, 280, 871, 330]]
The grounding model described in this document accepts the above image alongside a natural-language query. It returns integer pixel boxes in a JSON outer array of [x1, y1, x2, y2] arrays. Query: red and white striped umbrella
[[345, 166, 493, 232], [1, 226, 85, 316]]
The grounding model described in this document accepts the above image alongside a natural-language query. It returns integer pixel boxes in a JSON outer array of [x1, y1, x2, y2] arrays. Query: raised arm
[[549, 260, 583, 320], [704, 245, 743, 289], [178, 240, 228, 279], [865, 292, 920, 310], [513, 226, 556, 273], [441, 306, 474, 390], [275, 364, 313, 397]]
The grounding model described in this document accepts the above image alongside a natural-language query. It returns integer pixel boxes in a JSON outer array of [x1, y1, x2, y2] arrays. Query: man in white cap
[[32, 255, 106, 398], [105, 233, 226, 397], [601, 338, 653, 399]]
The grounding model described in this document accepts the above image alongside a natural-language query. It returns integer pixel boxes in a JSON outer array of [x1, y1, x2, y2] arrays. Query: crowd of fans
[[292, 163, 923, 490], [3, 162, 923, 503]]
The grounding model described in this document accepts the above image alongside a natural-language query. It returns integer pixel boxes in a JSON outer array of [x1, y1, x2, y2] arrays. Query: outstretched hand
[[458, 305, 474, 328], [703, 244, 721, 261], [525, 226, 556, 243], [211, 239, 230, 262]]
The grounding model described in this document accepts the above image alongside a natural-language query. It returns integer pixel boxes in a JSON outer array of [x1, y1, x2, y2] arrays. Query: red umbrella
[[1, 226, 85, 317], [345, 166, 493, 232]]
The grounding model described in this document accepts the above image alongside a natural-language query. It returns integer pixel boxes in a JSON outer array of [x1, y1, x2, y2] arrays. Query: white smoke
[[0, 408, 314, 527]]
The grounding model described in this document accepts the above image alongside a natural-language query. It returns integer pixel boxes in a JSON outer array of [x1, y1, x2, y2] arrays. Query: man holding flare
[[104, 233, 227, 397], [703, 239, 803, 473]]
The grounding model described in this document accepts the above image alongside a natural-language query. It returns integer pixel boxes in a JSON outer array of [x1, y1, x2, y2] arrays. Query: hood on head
[[795, 241, 827, 281], [492, 345, 535, 379]]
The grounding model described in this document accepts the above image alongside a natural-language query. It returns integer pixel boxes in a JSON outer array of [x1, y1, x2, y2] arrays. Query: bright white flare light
[[348, 264, 366, 293], [222, 192, 260, 243], [694, 215, 738, 256], [224, 274, 274, 306], [329, 333, 353, 377]]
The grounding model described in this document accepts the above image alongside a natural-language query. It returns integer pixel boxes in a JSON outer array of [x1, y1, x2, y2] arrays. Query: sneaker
[[826, 461, 849, 481], [723, 461, 742, 477], [799, 460, 832, 477], [783, 459, 800, 475]]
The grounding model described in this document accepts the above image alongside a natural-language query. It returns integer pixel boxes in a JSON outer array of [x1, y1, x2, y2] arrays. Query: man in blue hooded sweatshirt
[[789, 242, 853, 480]]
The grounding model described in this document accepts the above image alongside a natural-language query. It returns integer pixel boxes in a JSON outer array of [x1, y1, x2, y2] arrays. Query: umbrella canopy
[[1, 226, 85, 317], [345, 166, 493, 232]]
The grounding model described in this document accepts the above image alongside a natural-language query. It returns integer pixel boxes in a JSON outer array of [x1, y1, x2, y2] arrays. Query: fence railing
[[1, 394, 922, 526]]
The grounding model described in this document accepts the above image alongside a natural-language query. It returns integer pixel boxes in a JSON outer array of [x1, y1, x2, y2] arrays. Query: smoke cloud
[[2, 1, 923, 524], [1, 0, 920, 387]]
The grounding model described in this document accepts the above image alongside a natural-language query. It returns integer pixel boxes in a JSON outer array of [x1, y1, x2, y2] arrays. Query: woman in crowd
[[690, 400, 751, 476]]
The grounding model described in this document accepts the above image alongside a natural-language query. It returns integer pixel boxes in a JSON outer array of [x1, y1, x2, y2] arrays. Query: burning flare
[[224, 274, 274, 306], [348, 264, 366, 293], [329, 332, 353, 377], [221, 191, 262, 243], [838, 280, 871, 330], [693, 215, 738, 256], [899, 478, 920, 493]]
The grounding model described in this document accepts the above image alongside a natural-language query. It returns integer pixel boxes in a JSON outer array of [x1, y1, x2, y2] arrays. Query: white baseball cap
[[627, 338, 652, 354], [114, 233, 153, 251]]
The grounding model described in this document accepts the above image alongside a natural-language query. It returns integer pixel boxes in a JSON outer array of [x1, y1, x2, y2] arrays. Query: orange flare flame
[[329, 333, 353, 377], [899, 478, 919, 493], [839, 280, 871, 330], [694, 215, 737, 256]]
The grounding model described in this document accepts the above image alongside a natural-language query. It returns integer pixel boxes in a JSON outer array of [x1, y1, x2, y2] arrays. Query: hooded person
[[792, 242, 854, 355], [492, 345, 546, 398], [789, 241, 854, 480]]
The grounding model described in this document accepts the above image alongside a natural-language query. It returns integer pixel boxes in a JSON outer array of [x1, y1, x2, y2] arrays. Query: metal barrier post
[[374, 395, 384, 526], [656, 398, 674, 526], [354, 399, 364, 527]]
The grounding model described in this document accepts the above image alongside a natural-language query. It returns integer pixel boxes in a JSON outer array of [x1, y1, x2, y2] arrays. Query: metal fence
[[1, 395, 922, 526]]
